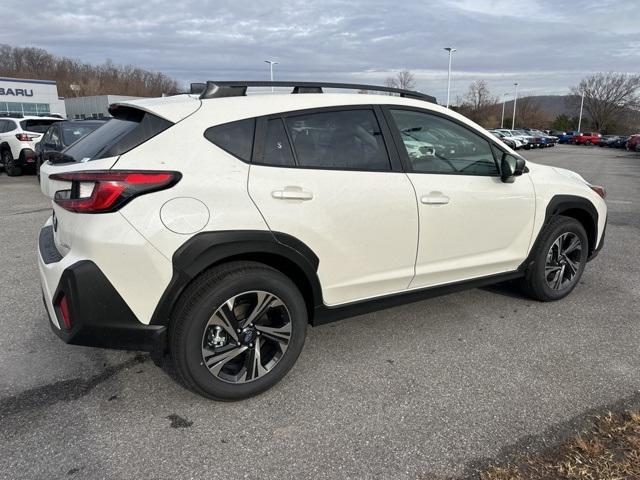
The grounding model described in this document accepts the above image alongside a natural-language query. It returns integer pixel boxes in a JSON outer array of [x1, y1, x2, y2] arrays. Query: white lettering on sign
[[0, 88, 34, 97]]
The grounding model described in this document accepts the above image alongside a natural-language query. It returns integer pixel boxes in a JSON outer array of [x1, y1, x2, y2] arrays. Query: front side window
[[284, 109, 391, 171], [390, 109, 499, 176]]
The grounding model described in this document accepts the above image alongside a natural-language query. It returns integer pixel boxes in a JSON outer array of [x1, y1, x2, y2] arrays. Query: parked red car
[[572, 132, 602, 145], [626, 134, 640, 151]]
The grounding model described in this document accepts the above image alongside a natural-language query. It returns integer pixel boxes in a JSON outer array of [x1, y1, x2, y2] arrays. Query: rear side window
[[20, 119, 59, 133], [63, 107, 173, 162], [284, 109, 391, 171], [204, 118, 255, 162]]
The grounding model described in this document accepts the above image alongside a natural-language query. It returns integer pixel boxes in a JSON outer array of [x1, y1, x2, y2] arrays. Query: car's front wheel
[[520, 216, 589, 301], [170, 261, 307, 400]]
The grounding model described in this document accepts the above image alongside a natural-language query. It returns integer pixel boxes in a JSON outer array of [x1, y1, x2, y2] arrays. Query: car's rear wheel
[[170, 261, 307, 400], [520, 216, 588, 301], [2, 150, 21, 176]]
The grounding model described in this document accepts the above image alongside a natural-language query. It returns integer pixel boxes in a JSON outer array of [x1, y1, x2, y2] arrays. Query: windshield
[[20, 119, 60, 133], [62, 108, 173, 162]]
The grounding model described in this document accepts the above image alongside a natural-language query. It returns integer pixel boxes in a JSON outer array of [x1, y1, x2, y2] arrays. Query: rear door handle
[[272, 187, 314, 201], [420, 192, 450, 205]]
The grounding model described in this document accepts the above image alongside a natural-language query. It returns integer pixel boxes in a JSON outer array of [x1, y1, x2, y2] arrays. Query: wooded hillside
[[0, 44, 179, 98]]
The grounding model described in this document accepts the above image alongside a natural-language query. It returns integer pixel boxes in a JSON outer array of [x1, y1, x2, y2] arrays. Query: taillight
[[58, 294, 72, 329], [589, 185, 606, 199], [16, 133, 36, 141], [50, 170, 181, 213]]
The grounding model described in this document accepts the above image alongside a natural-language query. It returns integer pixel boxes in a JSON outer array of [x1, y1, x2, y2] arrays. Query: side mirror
[[500, 154, 526, 183]]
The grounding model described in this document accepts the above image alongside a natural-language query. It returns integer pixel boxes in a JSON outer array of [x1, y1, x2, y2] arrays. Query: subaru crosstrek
[[38, 81, 607, 400]]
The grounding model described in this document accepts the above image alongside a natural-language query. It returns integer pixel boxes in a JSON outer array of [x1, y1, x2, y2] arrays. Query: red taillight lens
[[589, 185, 606, 199], [58, 295, 72, 329], [16, 133, 34, 141], [50, 170, 181, 213]]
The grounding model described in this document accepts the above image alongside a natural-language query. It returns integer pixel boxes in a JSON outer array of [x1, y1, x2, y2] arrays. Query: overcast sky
[[2, 0, 638, 102]]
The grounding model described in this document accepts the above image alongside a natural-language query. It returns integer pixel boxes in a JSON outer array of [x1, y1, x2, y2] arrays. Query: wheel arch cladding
[[150, 230, 323, 327], [545, 195, 598, 254]]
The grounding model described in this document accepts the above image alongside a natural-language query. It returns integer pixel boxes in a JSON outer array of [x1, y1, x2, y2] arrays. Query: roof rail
[[199, 81, 437, 104]]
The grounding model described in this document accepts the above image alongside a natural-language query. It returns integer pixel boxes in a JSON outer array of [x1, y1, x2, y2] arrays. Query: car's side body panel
[[248, 164, 419, 305]]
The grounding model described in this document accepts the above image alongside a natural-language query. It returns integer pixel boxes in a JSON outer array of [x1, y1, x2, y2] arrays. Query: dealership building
[[0, 77, 66, 117], [64, 95, 144, 119]]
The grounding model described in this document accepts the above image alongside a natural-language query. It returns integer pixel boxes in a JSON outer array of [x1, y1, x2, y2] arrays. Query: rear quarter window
[[204, 118, 256, 162]]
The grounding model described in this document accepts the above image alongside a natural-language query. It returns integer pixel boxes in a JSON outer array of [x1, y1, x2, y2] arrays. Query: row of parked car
[[489, 128, 559, 150], [0, 113, 105, 176], [550, 130, 640, 151]]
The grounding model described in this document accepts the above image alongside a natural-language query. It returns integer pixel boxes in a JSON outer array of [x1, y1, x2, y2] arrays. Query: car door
[[384, 107, 535, 288], [247, 106, 419, 306]]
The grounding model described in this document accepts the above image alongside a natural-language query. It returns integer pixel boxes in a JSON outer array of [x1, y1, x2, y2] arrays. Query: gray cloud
[[1, 0, 638, 102]]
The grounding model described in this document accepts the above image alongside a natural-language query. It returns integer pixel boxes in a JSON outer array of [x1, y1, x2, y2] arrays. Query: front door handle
[[272, 187, 314, 201], [420, 192, 450, 205]]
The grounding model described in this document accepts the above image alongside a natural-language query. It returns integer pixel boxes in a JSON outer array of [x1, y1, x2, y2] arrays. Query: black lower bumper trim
[[48, 260, 166, 359], [39, 225, 63, 264], [588, 216, 606, 262]]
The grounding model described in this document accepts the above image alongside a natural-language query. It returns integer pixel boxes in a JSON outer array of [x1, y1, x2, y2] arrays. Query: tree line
[[384, 69, 640, 134], [0, 44, 179, 98]]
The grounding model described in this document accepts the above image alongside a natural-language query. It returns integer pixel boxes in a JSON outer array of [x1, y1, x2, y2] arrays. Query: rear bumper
[[17, 148, 36, 167], [38, 223, 166, 360]]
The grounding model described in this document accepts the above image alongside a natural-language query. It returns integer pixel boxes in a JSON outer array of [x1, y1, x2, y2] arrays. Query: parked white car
[[38, 82, 607, 400], [489, 130, 525, 150], [0, 114, 63, 176]]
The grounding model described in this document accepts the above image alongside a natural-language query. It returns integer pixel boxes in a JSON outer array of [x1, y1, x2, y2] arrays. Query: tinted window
[[0, 120, 9, 133], [285, 109, 391, 171], [49, 126, 62, 147], [2, 120, 17, 133], [61, 122, 103, 146], [20, 119, 60, 133], [204, 118, 255, 162], [64, 108, 173, 162], [390, 109, 499, 176], [261, 118, 295, 166]]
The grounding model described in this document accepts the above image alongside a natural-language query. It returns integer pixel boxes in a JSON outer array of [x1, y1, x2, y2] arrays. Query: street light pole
[[511, 83, 519, 130], [500, 93, 508, 128], [264, 60, 278, 92], [444, 47, 456, 108], [577, 91, 585, 133]]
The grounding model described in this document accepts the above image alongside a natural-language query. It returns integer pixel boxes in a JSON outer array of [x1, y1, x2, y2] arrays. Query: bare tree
[[514, 97, 551, 129], [570, 72, 640, 132], [457, 80, 499, 126], [385, 70, 416, 91], [463, 80, 496, 111], [0, 44, 179, 98]]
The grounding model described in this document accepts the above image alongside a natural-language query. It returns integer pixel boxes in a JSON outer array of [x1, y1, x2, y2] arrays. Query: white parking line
[[607, 199, 634, 205]]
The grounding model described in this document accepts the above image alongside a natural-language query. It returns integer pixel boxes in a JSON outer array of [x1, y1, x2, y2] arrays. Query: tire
[[170, 261, 307, 400], [520, 216, 589, 302], [2, 150, 21, 176]]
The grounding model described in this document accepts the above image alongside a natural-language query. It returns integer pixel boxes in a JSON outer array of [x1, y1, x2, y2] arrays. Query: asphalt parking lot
[[1, 145, 639, 480]]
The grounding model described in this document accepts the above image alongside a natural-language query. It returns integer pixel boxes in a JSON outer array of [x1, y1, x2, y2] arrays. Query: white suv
[[38, 82, 607, 400], [0, 115, 62, 176]]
